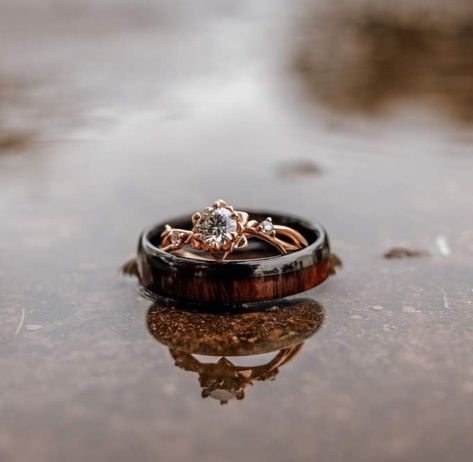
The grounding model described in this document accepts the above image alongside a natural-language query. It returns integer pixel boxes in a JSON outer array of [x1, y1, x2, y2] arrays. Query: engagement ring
[[160, 199, 308, 261]]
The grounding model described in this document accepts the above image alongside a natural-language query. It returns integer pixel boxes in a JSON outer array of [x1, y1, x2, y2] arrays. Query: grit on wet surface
[[1, 1, 473, 462]]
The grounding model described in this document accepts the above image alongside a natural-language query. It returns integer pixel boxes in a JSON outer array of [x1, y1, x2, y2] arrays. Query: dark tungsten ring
[[137, 211, 331, 304]]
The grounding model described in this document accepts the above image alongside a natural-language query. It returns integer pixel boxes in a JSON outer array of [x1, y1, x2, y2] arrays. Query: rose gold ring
[[160, 199, 309, 261]]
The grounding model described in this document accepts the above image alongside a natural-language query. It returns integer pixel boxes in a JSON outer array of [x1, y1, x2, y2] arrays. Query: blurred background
[[1, 1, 472, 462]]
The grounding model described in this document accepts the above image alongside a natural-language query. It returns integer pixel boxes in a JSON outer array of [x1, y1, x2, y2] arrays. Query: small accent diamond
[[170, 231, 182, 245], [260, 219, 274, 234]]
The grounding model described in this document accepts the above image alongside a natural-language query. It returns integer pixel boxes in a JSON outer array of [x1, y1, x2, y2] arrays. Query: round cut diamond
[[260, 219, 274, 234], [196, 207, 237, 246]]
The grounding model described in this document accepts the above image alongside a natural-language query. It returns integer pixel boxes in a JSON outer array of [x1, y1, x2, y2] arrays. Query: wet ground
[[1, 1, 473, 462]]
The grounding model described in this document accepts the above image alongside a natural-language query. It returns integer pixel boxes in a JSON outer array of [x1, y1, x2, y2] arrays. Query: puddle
[[1, 2, 473, 460]]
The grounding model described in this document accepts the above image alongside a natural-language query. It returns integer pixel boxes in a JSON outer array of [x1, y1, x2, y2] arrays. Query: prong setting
[[259, 217, 275, 236], [160, 201, 307, 261], [192, 212, 202, 224], [190, 200, 246, 259]]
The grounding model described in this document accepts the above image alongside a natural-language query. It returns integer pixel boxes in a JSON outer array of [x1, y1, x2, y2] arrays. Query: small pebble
[[402, 306, 417, 314], [384, 247, 429, 259], [26, 324, 43, 331]]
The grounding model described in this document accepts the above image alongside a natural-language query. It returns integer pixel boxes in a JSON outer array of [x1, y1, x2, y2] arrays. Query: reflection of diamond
[[260, 220, 274, 234], [209, 389, 236, 402], [196, 208, 237, 246]]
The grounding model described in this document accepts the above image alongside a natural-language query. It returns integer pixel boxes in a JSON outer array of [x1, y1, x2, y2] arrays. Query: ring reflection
[[147, 298, 325, 405]]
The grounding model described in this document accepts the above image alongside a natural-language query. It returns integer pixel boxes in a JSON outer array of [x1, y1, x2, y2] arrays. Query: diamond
[[196, 207, 237, 247], [170, 231, 182, 245], [260, 219, 274, 234]]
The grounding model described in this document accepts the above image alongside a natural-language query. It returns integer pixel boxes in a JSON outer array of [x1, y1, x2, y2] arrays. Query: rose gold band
[[160, 199, 308, 261]]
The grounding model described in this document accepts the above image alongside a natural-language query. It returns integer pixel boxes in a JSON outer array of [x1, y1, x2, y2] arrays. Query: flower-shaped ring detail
[[160, 200, 308, 261]]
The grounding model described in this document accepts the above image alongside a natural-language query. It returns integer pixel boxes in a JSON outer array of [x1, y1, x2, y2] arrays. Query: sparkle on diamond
[[260, 220, 274, 234], [196, 208, 237, 246]]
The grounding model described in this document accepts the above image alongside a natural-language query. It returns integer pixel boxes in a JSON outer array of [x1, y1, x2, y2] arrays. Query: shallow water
[[1, 2, 473, 462]]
